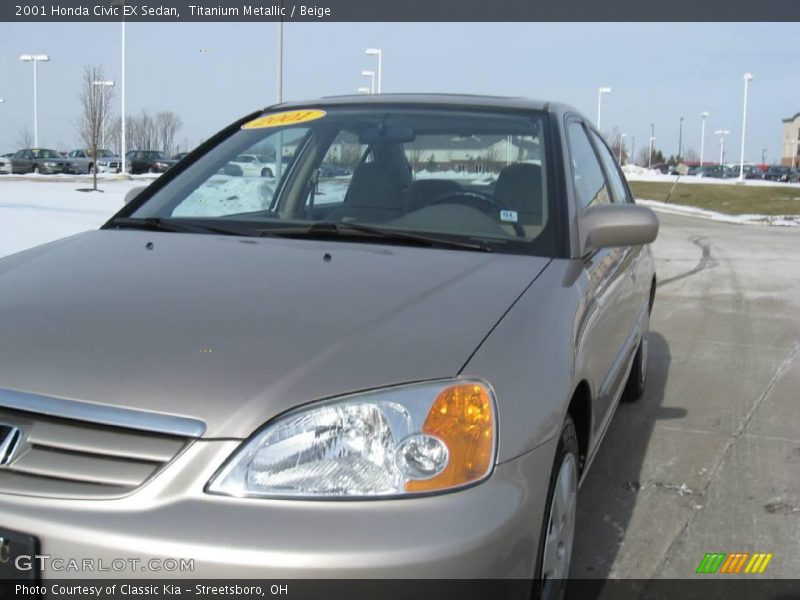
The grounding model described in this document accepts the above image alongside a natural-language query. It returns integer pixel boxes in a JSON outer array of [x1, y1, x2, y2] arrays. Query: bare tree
[[156, 111, 182, 157], [76, 64, 115, 190], [16, 128, 33, 149], [405, 145, 425, 173]]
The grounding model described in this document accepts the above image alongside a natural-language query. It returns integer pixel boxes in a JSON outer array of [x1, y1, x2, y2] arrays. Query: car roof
[[267, 93, 578, 118]]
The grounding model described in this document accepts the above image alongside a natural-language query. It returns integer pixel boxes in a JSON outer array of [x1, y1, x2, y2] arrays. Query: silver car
[[0, 96, 657, 595], [66, 149, 122, 174]]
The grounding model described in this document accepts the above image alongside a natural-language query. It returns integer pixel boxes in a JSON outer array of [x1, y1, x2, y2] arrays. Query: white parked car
[[0, 154, 11, 174], [230, 153, 276, 177]]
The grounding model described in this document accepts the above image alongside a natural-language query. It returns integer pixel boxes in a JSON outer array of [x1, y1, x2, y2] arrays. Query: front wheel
[[535, 416, 579, 600], [32, 164, 40, 174]]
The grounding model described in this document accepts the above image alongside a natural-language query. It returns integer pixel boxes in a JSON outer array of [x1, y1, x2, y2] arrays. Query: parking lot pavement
[[570, 212, 800, 581]]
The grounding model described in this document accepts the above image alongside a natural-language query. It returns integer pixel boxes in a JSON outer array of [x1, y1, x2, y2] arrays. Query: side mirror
[[124, 186, 147, 205], [580, 204, 658, 255]]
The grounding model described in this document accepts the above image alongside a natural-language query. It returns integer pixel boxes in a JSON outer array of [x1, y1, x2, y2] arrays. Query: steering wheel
[[428, 191, 526, 237]]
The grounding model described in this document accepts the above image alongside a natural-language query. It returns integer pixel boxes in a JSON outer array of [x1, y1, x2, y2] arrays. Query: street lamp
[[678, 116, 684, 161], [19, 54, 49, 147], [648, 123, 655, 168], [619, 133, 627, 164], [699, 111, 709, 167], [361, 70, 375, 94], [596, 87, 611, 131], [715, 129, 730, 166], [92, 80, 115, 149], [357, 87, 370, 94], [739, 73, 754, 181], [365, 48, 382, 94]]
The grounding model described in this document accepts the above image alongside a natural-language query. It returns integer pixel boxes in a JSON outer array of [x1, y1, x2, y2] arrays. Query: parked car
[[172, 152, 190, 161], [762, 165, 793, 182], [318, 162, 351, 178], [687, 165, 724, 178], [9, 148, 80, 174], [0, 155, 11, 174], [229, 153, 278, 177], [66, 149, 121, 174], [126, 150, 175, 174], [0, 96, 658, 591]]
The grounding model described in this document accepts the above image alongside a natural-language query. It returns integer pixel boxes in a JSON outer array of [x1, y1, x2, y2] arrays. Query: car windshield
[[127, 107, 557, 256]]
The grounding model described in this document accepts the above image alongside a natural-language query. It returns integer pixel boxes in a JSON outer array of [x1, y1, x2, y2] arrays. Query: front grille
[[0, 406, 190, 499]]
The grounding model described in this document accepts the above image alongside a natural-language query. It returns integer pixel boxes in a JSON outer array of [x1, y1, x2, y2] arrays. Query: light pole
[[648, 123, 655, 167], [361, 70, 375, 94], [761, 148, 767, 165], [618, 133, 627, 164], [699, 111, 709, 167], [739, 73, 753, 181], [357, 87, 370, 94], [596, 87, 611, 132], [365, 48, 382, 94], [19, 54, 49, 147], [678, 116, 684, 162], [275, 19, 284, 181], [715, 129, 730, 166], [92, 80, 114, 149], [121, 19, 126, 172]]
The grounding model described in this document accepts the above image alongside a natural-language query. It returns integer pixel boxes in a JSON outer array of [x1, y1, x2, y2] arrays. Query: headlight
[[44, 162, 59, 167], [207, 380, 496, 498]]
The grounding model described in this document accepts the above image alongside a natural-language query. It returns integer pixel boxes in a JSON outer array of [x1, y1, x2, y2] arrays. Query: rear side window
[[590, 131, 631, 204], [566, 121, 610, 209]]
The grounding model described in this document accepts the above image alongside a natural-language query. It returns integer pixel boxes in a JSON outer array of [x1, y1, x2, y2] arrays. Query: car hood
[[0, 231, 550, 438]]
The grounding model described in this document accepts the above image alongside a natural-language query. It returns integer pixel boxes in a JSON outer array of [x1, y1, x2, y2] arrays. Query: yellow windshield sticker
[[242, 109, 326, 130]]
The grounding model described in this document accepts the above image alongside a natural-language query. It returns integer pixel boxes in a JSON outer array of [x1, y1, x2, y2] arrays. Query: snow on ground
[[637, 199, 800, 227], [622, 164, 800, 188], [0, 175, 152, 258]]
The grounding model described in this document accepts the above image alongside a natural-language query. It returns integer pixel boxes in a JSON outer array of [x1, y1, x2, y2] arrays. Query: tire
[[32, 165, 40, 174], [88, 164, 94, 175], [622, 311, 650, 403], [261, 168, 273, 178], [148, 166, 157, 174], [534, 416, 579, 600]]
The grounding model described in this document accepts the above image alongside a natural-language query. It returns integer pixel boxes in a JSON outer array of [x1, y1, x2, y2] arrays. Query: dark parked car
[[687, 165, 724, 178], [318, 163, 351, 178], [762, 166, 793, 182], [126, 150, 175, 174], [9, 148, 80, 174]]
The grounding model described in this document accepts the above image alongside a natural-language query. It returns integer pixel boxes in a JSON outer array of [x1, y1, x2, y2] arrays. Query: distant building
[[781, 113, 800, 167]]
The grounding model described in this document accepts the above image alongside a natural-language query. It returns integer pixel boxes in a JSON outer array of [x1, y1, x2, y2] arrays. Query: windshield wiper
[[270, 221, 493, 252], [109, 217, 263, 237]]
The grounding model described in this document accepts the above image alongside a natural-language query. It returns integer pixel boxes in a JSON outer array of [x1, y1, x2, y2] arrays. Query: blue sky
[[0, 22, 798, 163]]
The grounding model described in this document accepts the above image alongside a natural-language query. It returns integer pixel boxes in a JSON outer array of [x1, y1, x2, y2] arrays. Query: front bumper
[[0, 439, 554, 578]]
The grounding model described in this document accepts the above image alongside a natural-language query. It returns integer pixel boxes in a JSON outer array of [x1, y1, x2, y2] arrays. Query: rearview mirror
[[580, 204, 658, 254], [359, 124, 415, 145], [124, 186, 147, 205]]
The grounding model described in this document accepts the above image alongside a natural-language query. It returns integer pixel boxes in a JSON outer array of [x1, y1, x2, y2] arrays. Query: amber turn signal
[[405, 382, 495, 492]]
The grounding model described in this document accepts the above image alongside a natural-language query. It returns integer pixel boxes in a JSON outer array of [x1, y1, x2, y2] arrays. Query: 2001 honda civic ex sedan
[[0, 95, 657, 595]]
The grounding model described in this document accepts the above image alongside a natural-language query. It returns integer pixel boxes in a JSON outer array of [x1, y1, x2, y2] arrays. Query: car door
[[13, 150, 33, 173], [566, 119, 632, 439], [588, 130, 647, 350]]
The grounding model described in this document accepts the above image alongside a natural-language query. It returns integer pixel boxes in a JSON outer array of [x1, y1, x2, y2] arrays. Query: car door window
[[566, 121, 610, 209], [590, 131, 632, 204]]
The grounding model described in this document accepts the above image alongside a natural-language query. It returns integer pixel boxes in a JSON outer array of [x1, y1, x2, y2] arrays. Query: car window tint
[[567, 122, 610, 209], [590, 131, 631, 204]]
